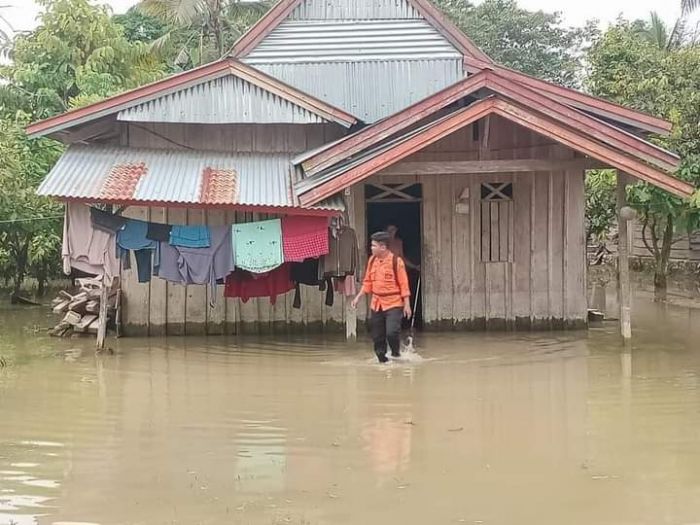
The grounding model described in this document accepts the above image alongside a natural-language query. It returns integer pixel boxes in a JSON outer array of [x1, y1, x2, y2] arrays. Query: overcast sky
[[1, 0, 697, 35]]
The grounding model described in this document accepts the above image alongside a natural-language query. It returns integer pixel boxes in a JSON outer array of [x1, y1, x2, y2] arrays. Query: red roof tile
[[99, 163, 148, 201], [199, 167, 239, 205]]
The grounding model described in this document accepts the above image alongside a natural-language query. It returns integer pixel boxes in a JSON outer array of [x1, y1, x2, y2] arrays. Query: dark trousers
[[370, 307, 403, 362]]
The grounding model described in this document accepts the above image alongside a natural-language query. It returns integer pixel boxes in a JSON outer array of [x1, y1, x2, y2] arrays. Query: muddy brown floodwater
[[1, 298, 700, 525]]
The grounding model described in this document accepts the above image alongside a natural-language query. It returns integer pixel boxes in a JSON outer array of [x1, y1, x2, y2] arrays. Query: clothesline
[[0, 215, 63, 225], [63, 203, 359, 308]]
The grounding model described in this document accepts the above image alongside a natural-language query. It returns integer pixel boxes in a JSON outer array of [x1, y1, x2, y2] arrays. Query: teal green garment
[[233, 219, 283, 273]]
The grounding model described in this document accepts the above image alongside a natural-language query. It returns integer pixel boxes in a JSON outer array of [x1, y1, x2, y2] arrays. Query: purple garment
[[156, 225, 234, 306]]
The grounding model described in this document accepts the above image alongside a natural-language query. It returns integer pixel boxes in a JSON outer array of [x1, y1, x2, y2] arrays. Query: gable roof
[[297, 69, 680, 177], [295, 90, 693, 206], [26, 58, 359, 139], [230, 0, 493, 64], [231, 0, 670, 136], [464, 58, 672, 136]]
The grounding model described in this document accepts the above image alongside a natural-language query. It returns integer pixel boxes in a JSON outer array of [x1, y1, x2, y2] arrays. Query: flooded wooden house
[[29, 0, 695, 338]]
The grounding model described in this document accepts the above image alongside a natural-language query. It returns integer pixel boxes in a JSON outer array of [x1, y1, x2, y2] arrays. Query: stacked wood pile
[[49, 278, 120, 339]]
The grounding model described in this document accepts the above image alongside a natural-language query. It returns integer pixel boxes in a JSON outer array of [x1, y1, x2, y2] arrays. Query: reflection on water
[[0, 300, 700, 524]]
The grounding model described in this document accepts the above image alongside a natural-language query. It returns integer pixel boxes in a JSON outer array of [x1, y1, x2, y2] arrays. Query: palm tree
[[681, 0, 699, 14], [138, 0, 268, 66], [0, 5, 15, 59], [640, 11, 685, 51]]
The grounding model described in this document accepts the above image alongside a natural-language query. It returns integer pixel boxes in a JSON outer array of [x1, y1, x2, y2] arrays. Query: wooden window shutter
[[480, 182, 513, 263]]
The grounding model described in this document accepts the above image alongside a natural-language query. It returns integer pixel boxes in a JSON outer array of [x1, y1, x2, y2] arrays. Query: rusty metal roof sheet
[[37, 144, 343, 211]]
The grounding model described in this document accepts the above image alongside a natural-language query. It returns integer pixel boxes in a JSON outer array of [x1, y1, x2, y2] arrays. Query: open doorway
[[365, 183, 423, 329]]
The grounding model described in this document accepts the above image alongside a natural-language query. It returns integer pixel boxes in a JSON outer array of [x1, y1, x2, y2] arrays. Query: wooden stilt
[[617, 172, 632, 341], [96, 283, 109, 350], [345, 188, 358, 341]]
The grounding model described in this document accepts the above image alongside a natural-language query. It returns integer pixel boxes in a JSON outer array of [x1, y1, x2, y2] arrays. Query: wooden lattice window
[[480, 182, 513, 263]]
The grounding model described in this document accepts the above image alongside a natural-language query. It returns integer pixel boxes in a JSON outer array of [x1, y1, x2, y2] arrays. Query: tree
[[434, 0, 596, 87], [0, 120, 63, 299], [637, 12, 687, 51], [587, 20, 700, 300], [113, 6, 168, 44], [0, 0, 165, 119], [682, 0, 699, 14], [585, 170, 617, 245], [137, 0, 268, 67], [0, 0, 167, 296]]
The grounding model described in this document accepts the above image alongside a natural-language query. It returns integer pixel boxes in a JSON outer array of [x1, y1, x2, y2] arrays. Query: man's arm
[[351, 261, 373, 309]]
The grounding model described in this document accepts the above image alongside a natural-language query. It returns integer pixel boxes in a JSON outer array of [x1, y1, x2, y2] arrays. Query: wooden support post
[[345, 188, 358, 341], [96, 283, 109, 350], [617, 172, 632, 341]]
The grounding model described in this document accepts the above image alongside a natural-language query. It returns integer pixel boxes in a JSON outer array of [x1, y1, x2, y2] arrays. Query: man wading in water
[[351, 231, 411, 363]]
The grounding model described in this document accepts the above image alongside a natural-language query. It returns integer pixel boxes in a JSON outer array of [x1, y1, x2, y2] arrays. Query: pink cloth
[[62, 204, 119, 285], [334, 275, 357, 297], [282, 216, 329, 262]]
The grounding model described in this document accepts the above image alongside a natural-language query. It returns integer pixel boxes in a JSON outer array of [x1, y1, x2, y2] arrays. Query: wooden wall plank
[[121, 206, 150, 336], [421, 176, 440, 324], [471, 174, 486, 323], [532, 174, 550, 320], [206, 209, 227, 335], [512, 172, 533, 322], [452, 174, 471, 325], [437, 175, 455, 325], [565, 170, 588, 322], [165, 207, 187, 335], [149, 207, 168, 336], [224, 209, 240, 334], [185, 208, 208, 335]]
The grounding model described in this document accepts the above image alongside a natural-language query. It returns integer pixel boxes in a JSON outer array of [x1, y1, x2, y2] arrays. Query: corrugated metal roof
[[290, 0, 420, 19], [37, 144, 343, 211], [245, 20, 461, 63], [250, 58, 463, 122], [117, 74, 328, 124]]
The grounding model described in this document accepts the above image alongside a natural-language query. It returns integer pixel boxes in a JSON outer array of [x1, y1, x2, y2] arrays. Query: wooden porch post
[[616, 172, 632, 341], [345, 188, 358, 341]]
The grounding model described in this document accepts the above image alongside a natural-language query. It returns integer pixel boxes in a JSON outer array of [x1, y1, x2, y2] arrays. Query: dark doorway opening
[[365, 183, 423, 329]]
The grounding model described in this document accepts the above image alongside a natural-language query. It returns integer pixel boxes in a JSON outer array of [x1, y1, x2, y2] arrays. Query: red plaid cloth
[[282, 216, 329, 262]]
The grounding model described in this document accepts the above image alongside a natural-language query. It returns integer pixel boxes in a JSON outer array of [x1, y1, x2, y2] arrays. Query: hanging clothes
[[117, 219, 158, 283], [319, 226, 359, 278], [224, 264, 294, 305], [146, 222, 172, 242], [90, 207, 127, 234], [233, 219, 283, 273], [334, 275, 357, 297], [281, 215, 329, 262], [62, 203, 119, 285], [290, 258, 333, 309], [156, 225, 234, 306], [170, 224, 211, 248]]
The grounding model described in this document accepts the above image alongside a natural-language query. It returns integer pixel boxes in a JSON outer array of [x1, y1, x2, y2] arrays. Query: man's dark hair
[[371, 231, 391, 247]]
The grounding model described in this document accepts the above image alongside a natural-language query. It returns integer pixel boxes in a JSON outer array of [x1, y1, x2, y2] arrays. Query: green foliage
[[113, 7, 167, 43], [587, 19, 700, 294], [0, 0, 169, 295], [137, 0, 269, 68], [585, 170, 617, 243], [0, 119, 64, 296], [433, 0, 595, 86], [0, 0, 165, 120]]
